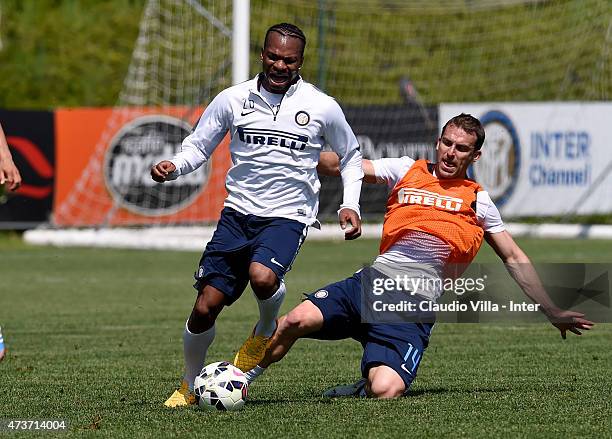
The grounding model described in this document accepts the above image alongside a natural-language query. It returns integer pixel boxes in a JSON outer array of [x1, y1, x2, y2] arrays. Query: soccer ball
[[193, 361, 248, 411]]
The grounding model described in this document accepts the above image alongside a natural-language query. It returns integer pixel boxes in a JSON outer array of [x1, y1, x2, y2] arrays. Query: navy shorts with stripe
[[194, 207, 307, 304], [305, 271, 434, 391]]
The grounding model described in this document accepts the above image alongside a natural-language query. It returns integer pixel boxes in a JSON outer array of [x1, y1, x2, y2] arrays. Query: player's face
[[261, 32, 304, 93], [435, 124, 481, 179]]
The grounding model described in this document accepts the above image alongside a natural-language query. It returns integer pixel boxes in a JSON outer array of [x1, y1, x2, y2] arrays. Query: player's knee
[[281, 310, 309, 336], [191, 303, 214, 329], [278, 302, 323, 338], [193, 300, 212, 319], [190, 294, 221, 330], [249, 265, 278, 294], [368, 376, 405, 399]]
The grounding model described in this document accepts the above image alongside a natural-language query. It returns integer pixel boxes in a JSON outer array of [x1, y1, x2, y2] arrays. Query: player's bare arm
[[150, 160, 176, 183], [485, 230, 594, 339], [317, 151, 378, 183], [0, 124, 22, 191]]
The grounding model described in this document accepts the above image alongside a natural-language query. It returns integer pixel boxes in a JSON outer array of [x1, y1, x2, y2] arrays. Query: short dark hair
[[441, 113, 486, 151], [264, 23, 306, 56]]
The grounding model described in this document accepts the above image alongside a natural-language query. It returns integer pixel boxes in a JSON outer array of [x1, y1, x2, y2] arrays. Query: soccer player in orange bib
[[244, 113, 594, 398]]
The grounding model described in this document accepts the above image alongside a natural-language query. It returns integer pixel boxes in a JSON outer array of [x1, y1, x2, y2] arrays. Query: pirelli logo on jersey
[[397, 187, 463, 212], [238, 127, 308, 151]]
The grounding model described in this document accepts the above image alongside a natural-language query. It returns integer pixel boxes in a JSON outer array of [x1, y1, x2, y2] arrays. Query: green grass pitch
[[1, 237, 611, 437]]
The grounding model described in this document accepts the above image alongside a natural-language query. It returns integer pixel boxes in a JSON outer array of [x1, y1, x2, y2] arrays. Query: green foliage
[[250, 0, 610, 104], [0, 0, 609, 109], [0, 0, 145, 109], [1, 238, 611, 437]]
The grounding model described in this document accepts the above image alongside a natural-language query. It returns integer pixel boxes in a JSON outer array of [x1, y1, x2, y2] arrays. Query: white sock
[[245, 365, 266, 384], [254, 282, 286, 337], [183, 322, 215, 390]]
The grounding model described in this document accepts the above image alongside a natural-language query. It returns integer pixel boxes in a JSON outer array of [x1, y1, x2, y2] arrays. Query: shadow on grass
[[249, 386, 513, 405], [248, 397, 336, 406], [409, 386, 512, 396]]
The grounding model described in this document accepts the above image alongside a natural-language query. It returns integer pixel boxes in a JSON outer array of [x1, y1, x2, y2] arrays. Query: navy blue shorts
[[305, 271, 434, 392], [194, 207, 308, 304]]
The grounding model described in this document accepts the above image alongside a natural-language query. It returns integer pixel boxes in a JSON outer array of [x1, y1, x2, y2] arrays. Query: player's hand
[[546, 308, 594, 339], [0, 160, 22, 191], [338, 208, 361, 240], [151, 160, 176, 183]]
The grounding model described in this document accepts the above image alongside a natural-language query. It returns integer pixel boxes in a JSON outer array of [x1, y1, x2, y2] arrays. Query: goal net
[[52, 0, 610, 230], [53, 0, 234, 227]]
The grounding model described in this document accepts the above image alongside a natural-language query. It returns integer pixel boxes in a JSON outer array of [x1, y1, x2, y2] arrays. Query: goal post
[[232, 0, 249, 85]]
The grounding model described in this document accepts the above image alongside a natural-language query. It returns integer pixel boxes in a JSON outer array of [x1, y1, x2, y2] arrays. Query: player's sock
[[254, 281, 286, 337], [183, 322, 215, 390], [244, 365, 266, 384]]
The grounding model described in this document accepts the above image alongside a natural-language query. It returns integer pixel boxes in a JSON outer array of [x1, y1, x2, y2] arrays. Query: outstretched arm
[[485, 230, 594, 339], [151, 90, 229, 183], [317, 152, 379, 184]]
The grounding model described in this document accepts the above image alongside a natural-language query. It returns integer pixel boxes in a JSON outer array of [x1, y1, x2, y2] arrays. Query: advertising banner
[[440, 103, 612, 217], [0, 110, 55, 228], [318, 104, 438, 218], [54, 107, 230, 226]]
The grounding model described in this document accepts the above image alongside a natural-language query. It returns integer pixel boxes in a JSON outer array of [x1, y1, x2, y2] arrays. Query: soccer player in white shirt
[[151, 23, 364, 407]]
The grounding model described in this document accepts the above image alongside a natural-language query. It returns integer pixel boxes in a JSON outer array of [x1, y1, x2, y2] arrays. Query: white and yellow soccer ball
[[194, 361, 248, 411]]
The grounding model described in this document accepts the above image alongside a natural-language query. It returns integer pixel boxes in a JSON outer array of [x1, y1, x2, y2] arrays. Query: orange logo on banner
[[54, 107, 230, 226]]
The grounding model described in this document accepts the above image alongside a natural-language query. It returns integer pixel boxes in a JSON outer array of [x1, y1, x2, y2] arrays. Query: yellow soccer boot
[[233, 325, 274, 372], [164, 380, 196, 408]]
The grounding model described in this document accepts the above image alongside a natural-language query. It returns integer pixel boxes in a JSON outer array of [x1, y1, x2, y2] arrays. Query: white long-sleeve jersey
[[168, 74, 363, 225]]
